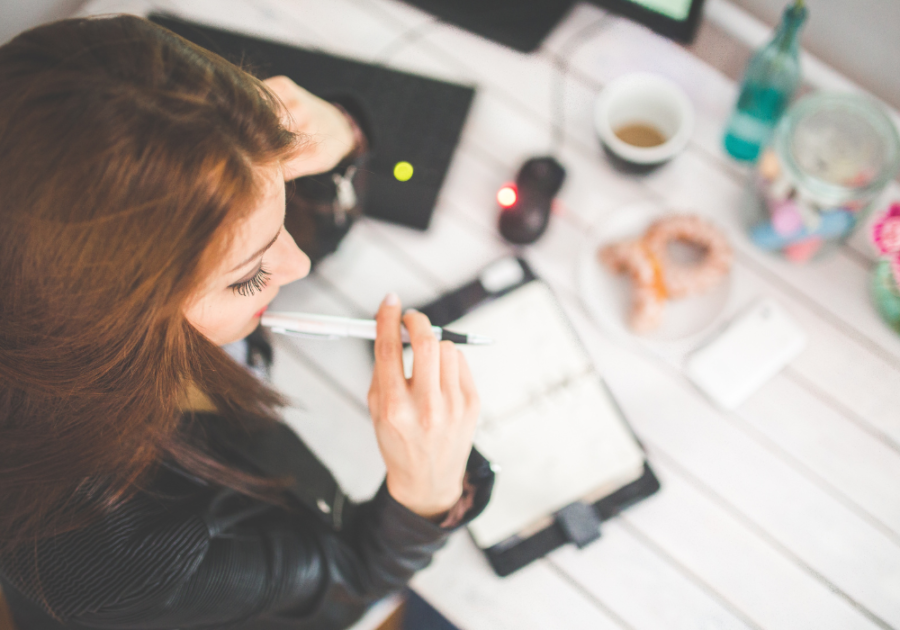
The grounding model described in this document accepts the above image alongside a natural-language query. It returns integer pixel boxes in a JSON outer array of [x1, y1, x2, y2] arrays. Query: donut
[[599, 214, 732, 333], [599, 240, 667, 333], [643, 215, 732, 299]]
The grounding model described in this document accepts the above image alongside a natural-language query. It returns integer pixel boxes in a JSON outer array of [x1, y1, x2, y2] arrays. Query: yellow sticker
[[393, 161, 414, 182]]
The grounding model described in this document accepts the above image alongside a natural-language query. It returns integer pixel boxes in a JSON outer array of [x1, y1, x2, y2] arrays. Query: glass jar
[[872, 259, 900, 334], [743, 92, 900, 263]]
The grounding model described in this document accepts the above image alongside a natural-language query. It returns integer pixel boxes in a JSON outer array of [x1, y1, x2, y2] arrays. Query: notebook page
[[454, 281, 593, 422], [452, 282, 645, 548]]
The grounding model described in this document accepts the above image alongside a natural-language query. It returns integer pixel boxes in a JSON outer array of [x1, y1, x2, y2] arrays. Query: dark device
[[149, 14, 475, 231], [498, 156, 566, 245], [593, 0, 707, 42], [401, 0, 705, 50], [401, 0, 576, 52]]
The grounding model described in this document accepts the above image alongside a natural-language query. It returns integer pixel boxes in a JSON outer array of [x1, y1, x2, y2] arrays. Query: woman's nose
[[275, 229, 311, 286]]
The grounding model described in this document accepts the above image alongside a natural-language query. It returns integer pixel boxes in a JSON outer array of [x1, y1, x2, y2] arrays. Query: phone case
[[685, 299, 807, 409]]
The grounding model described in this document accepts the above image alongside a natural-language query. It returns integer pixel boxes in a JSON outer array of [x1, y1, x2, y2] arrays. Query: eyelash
[[230, 265, 272, 297]]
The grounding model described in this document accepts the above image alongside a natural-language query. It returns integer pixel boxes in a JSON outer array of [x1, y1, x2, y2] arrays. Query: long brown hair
[[0, 15, 300, 552]]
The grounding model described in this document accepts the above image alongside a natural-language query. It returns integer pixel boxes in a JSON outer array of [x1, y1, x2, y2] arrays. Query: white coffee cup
[[594, 73, 694, 169]]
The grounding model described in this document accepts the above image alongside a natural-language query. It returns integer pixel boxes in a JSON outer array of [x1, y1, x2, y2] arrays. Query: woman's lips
[[253, 305, 268, 318]]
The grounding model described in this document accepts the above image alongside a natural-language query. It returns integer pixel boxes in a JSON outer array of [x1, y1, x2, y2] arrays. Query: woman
[[0, 15, 492, 630]]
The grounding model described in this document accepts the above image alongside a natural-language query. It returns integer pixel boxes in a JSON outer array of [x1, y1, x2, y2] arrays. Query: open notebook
[[417, 258, 658, 574], [455, 280, 646, 547]]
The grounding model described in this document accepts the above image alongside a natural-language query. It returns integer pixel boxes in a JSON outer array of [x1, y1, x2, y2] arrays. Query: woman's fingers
[[373, 293, 406, 396], [439, 340, 461, 401], [403, 310, 441, 396], [367, 370, 381, 419], [264, 76, 311, 131], [458, 351, 480, 420], [369, 302, 481, 518]]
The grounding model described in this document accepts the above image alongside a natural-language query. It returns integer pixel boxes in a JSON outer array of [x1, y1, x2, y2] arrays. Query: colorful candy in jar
[[745, 93, 900, 263], [751, 148, 863, 262]]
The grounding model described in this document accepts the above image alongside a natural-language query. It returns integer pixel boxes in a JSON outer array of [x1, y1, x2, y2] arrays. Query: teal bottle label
[[724, 110, 775, 160]]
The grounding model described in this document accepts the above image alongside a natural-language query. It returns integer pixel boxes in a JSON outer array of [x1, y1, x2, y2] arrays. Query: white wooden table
[[79, 0, 900, 627]]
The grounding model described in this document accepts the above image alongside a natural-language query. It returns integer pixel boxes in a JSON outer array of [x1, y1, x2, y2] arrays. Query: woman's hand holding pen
[[263, 75, 356, 180], [368, 293, 481, 520]]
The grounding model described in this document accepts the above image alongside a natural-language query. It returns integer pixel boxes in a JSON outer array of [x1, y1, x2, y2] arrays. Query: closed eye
[[229, 265, 271, 297]]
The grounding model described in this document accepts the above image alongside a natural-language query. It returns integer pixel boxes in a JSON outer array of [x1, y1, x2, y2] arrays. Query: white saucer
[[577, 202, 732, 343]]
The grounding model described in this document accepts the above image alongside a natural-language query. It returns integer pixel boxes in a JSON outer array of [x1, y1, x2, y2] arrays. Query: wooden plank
[[314, 221, 441, 314], [223, 0, 408, 62], [738, 374, 900, 538], [412, 532, 627, 630], [619, 458, 884, 630], [550, 521, 759, 630], [557, 295, 900, 629], [362, 209, 507, 295], [345, 0, 437, 34]]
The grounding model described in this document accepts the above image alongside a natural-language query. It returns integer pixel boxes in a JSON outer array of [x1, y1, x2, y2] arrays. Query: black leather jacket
[[0, 416, 494, 630]]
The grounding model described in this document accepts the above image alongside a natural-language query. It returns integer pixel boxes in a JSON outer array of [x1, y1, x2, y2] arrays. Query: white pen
[[261, 312, 493, 345]]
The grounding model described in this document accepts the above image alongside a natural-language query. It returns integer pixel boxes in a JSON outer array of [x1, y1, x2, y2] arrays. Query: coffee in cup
[[594, 73, 694, 172], [614, 123, 668, 148]]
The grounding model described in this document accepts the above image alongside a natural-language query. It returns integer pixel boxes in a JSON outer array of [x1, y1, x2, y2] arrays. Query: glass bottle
[[723, 0, 807, 162]]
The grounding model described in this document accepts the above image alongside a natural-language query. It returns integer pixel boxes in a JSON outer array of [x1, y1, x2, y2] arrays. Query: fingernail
[[383, 292, 399, 306]]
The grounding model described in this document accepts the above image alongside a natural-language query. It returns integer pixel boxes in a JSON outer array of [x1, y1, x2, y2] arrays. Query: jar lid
[[776, 92, 900, 205]]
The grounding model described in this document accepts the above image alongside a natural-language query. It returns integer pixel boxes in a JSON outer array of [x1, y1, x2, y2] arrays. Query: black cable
[[550, 14, 614, 154]]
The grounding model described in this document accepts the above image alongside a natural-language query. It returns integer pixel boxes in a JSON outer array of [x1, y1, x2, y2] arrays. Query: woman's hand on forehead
[[264, 76, 356, 180]]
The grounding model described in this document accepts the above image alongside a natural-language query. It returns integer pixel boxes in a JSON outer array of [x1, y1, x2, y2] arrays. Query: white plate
[[578, 202, 732, 343]]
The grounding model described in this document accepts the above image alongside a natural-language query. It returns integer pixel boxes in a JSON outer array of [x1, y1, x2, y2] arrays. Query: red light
[[497, 185, 517, 208]]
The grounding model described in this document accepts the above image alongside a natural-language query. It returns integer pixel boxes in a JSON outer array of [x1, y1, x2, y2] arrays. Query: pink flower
[[872, 203, 900, 254]]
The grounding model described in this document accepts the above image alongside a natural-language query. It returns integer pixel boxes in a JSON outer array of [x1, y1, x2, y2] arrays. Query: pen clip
[[270, 327, 343, 341]]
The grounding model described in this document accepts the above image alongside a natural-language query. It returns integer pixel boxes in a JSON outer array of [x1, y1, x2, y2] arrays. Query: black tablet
[[589, 0, 707, 43], [402, 0, 705, 52], [149, 15, 475, 231]]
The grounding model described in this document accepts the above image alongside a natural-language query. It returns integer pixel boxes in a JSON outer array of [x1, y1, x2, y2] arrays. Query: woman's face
[[183, 163, 310, 345]]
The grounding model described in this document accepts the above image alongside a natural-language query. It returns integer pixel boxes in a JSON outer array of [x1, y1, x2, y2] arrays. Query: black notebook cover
[[150, 15, 475, 230]]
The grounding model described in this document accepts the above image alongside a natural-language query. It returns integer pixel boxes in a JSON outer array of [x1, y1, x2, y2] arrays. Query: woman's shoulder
[[1, 466, 214, 621]]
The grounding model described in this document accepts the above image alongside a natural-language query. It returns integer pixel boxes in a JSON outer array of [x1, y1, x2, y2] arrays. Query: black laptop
[[150, 15, 475, 231]]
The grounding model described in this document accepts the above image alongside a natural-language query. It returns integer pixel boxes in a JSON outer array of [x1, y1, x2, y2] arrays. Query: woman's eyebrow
[[230, 227, 282, 273]]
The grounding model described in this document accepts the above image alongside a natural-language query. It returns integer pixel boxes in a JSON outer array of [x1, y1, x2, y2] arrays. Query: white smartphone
[[685, 299, 807, 410]]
